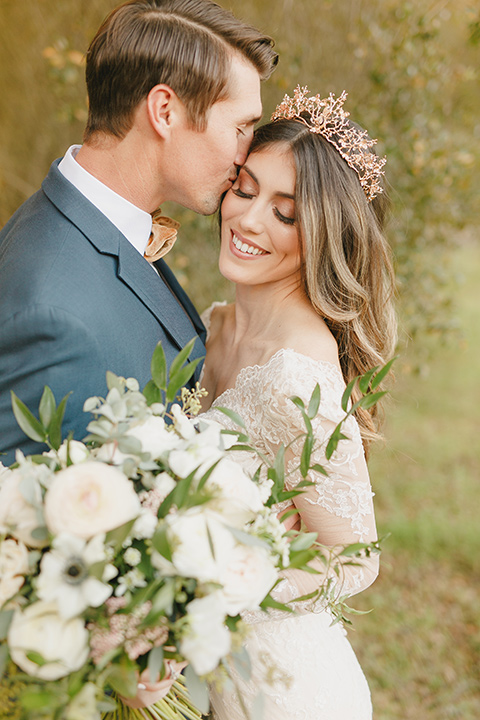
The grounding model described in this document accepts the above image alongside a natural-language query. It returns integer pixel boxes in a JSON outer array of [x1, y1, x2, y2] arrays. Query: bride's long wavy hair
[[248, 119, 397, 451]]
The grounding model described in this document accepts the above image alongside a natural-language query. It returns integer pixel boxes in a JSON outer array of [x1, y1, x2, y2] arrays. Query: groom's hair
[[83, 0, 277, 141]]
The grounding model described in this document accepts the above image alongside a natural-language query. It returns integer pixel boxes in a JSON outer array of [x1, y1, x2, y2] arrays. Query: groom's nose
[[234, 128, 254, 167]]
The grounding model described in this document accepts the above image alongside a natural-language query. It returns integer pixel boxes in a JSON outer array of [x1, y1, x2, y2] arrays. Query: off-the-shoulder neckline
[[211, 347, 344, 408]]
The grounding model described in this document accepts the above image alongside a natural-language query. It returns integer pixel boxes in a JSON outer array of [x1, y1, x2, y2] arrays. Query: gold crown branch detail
[[271, 86, 386, 202]]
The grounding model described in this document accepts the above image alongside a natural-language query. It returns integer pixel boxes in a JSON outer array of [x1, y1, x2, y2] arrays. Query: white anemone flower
[[37, 533, 113, 619]]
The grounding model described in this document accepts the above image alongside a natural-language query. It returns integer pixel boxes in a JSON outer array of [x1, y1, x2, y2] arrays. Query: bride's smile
[[219, 146, 302, 288]]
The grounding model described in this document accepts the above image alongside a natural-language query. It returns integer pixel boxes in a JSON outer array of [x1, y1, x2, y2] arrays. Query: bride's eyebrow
[[242, 165, 295, 200]]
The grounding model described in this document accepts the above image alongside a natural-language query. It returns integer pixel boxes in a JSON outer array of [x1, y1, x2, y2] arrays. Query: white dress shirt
[[58, 145, 152, 256]]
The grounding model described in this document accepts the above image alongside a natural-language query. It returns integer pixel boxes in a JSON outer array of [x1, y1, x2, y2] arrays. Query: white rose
[[166, 509, 234, 582], [205, 458, 264, 526], [0, 538, 30, 607], [0, 471, 46, 548], [180, 592, 231, 675], [8, 600, 89, 680], [44, 462, 140, 539], [219, 543, 278, 616], [126, 415, 181, 459]]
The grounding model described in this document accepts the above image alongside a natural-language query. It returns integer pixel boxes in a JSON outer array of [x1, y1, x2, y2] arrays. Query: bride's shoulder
[[201, 301, 233, 337], [280, 311, 342, 373]]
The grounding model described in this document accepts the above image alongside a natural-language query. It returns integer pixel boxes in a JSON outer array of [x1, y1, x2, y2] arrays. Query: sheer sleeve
[[254, 351, 378, 611], [202, 349, 379, 618]]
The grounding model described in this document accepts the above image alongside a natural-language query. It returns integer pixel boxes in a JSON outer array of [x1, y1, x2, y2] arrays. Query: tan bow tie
[[143, 209, 180, 263]]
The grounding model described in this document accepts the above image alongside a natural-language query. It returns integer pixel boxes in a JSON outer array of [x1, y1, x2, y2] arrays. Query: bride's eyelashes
[[274, 208, 296, 226], [232, 187, 254, 199], [231, 187, 296, 226]]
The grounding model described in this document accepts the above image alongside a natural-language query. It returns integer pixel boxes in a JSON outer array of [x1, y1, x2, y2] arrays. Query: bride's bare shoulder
[[285, 310, 341, 369]]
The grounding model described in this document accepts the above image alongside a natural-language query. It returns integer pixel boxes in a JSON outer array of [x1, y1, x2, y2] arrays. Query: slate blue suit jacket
[[0, 160, 206, 464]]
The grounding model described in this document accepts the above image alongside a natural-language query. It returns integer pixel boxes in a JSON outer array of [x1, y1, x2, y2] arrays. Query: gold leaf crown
[[271, 86, 386, 202]]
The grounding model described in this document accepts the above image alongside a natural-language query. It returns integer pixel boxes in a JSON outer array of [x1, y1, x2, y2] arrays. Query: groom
[[0, 0, 277, 463]]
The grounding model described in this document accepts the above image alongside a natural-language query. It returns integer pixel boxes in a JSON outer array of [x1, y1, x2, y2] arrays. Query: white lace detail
[[201, 306, 375, 720]]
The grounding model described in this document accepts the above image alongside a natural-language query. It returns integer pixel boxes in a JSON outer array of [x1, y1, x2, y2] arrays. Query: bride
[[200, 87, 397, 720]]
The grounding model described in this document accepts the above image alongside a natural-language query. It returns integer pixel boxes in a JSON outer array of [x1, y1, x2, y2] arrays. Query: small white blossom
[[115, 568, 147, 596], [124, 547, 142, 566]]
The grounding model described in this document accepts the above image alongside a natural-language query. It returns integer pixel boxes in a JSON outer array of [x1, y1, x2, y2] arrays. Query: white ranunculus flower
[[219, 543, 278, 616], [166, 509, 235, 582], [8, 600, 89, 680], [44, 462, 140, 539], [205, 457, 264, 526], [0, 538, 30, 607], [37, 533, 112, 619], [126, 415, 181, 459], [180, 592, 231, 676], [0, 471, 46, 548]]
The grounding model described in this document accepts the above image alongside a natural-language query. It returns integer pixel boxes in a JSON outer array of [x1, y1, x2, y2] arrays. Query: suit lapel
[[42, 160, 206, 358]]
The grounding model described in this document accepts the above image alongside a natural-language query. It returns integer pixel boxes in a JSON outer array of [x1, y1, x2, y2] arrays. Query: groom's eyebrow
[[242, 166, 295, 200]]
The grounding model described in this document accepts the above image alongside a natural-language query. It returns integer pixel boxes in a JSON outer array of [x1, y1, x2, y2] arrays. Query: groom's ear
[[147, 84, 184, 139]]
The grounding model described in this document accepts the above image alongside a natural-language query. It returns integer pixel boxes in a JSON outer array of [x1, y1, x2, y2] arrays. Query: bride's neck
[[231, 281, 309, 346]]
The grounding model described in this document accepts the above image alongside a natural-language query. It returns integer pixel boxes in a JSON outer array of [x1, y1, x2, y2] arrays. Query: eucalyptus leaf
[[184, 664, 210, 714], [106, 658, 138, 698], [353, 390, 387, 411], [227, 526, 269, 548], [215, 406, 246, 429], [251, 691, 266, 720], [0, 643, 8, 677], [307, 383, 321, 418], [0, 609, 14, 640], [11, 391, 46, 443], [148, 645, 164, 683], [370, 356, 397, 390], [48, 392, 72, 450], [341, 376, 358, 412], [152, 525, 173, 563], [325, 425, 348, 460], [232, 647, 252, 682], [300, 435, 314, 477], [289, 395, 305, 411], [38, 386, 56, 428], [166, 358, 202, 403], [289, 531, 318, 552], [150, 342, 167, 390], [143, 379, 163, 406], [21, 689, 59, 710], [358, 366, 378, 394], [168, 337, 196, 378]]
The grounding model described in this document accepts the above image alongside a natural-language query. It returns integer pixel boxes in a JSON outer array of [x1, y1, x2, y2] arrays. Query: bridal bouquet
[[0, 340, 387, 720]]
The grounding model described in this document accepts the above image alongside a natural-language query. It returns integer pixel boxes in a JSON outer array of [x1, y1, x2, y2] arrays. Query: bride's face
[[219, 146, 302, 288]]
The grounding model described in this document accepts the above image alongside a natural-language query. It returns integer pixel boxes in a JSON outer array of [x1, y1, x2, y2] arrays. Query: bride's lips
[[229, 230, 268, 259]]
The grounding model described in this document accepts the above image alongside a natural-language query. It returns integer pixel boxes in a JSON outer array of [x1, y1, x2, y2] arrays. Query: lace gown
[[201, 305, 377, 720]]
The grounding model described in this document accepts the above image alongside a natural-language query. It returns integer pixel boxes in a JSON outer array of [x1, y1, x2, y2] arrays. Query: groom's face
[[166, 55, 262, 215]]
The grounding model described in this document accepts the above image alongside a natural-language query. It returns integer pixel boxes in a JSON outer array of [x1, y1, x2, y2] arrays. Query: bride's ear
[[147, 84, 184, 140]]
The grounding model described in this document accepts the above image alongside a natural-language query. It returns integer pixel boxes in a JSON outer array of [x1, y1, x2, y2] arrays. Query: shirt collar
[[58, 145, 152, 256]]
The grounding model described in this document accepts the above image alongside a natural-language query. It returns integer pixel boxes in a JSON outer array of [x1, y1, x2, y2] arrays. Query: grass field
[[349, 240, 480, 719]]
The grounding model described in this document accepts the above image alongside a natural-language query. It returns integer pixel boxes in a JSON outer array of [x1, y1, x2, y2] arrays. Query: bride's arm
[[261, 360, 379, 611]]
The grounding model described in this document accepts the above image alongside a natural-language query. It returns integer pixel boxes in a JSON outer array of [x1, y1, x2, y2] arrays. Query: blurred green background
[[1, 1, 479, 717]]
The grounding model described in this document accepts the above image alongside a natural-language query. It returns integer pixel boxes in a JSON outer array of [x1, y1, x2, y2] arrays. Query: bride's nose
[[238, 200, 264, 235]]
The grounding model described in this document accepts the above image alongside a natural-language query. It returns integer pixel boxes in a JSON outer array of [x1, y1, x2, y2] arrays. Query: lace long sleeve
[[202, 349, 379, 617]]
